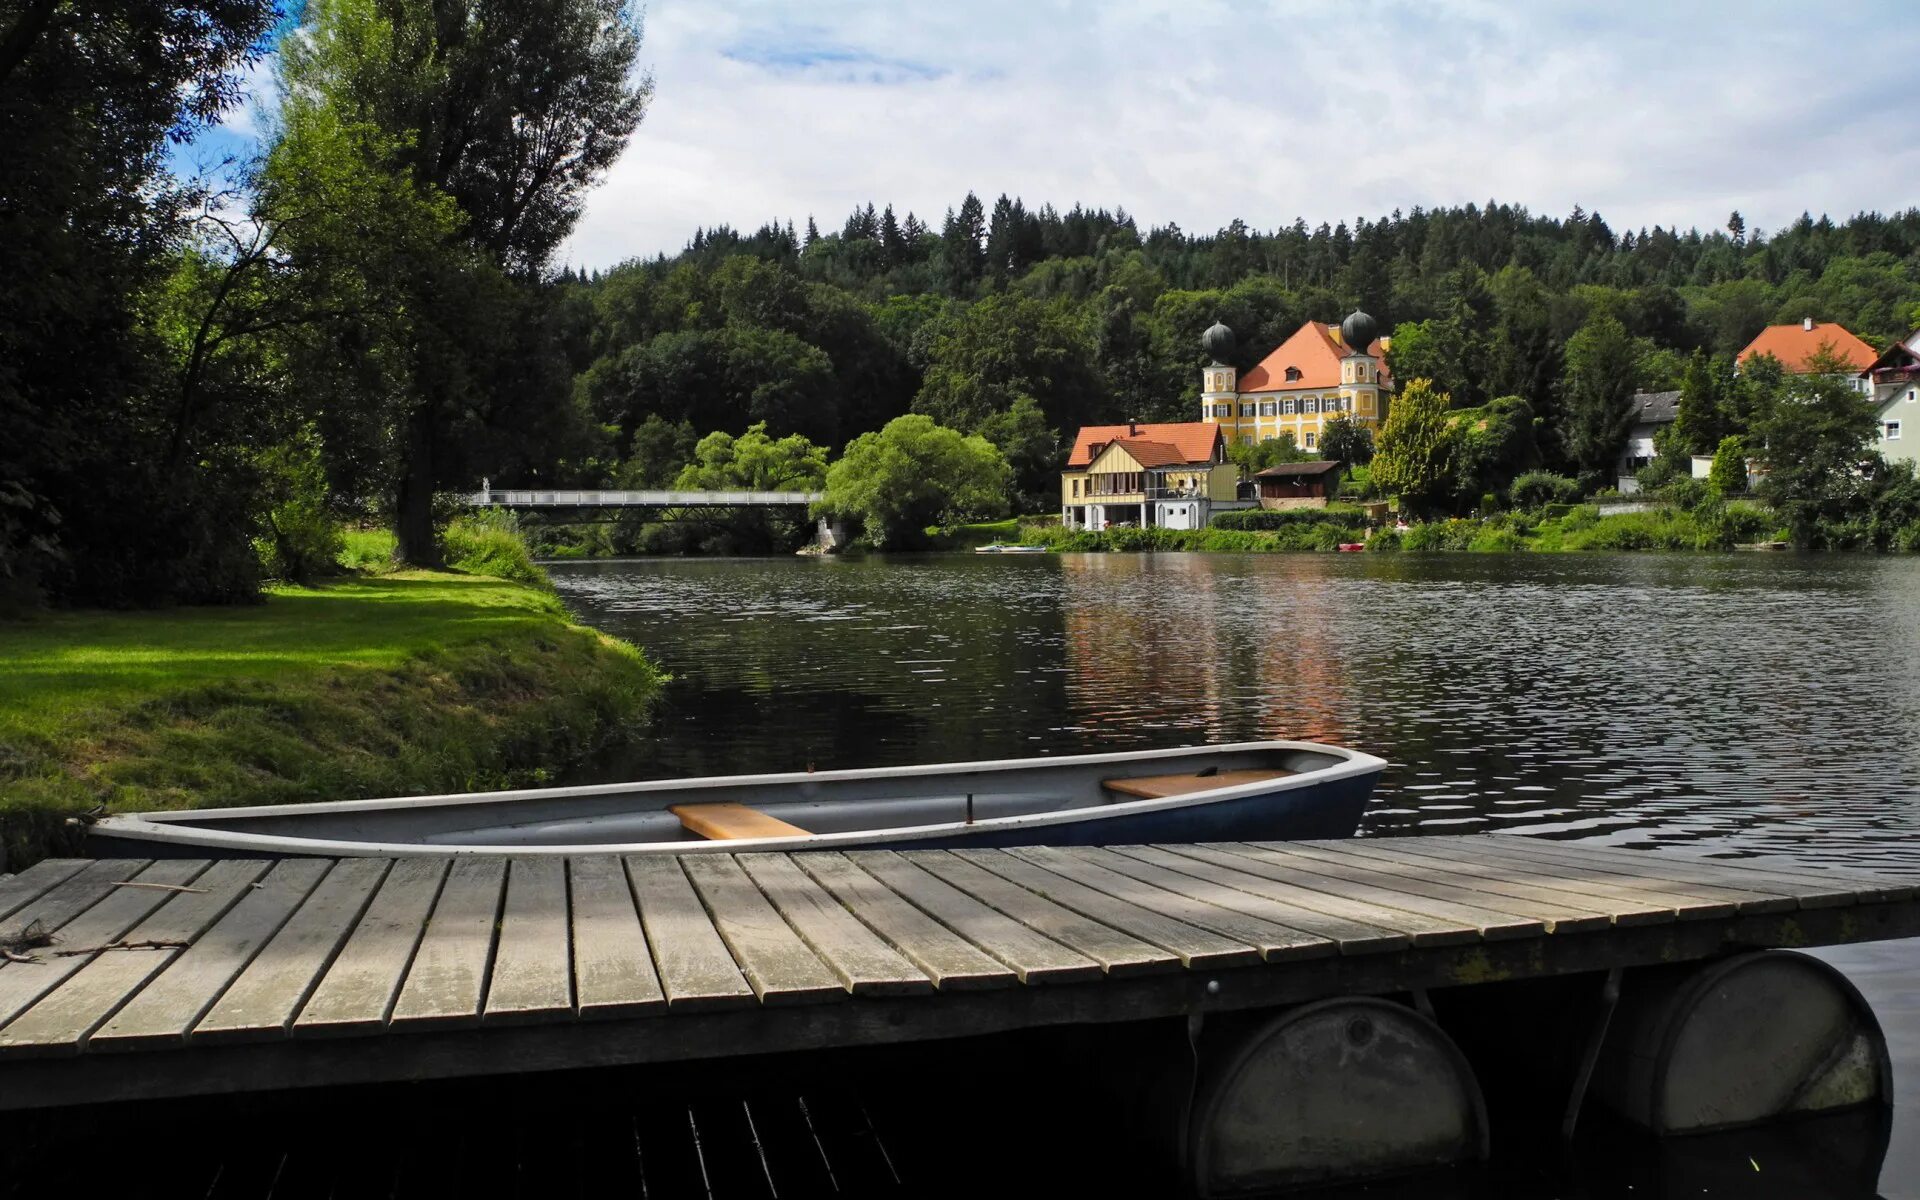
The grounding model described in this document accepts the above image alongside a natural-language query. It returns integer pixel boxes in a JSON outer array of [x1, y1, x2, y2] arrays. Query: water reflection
[[557, 552, 1920, 871]]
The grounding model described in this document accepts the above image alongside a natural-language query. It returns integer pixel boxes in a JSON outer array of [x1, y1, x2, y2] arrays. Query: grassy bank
[[1015, 519, 1368, 553], [0, 572, 663, 867]]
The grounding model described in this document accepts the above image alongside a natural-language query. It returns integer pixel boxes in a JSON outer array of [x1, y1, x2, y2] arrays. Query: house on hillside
[[1059, 422, 1247, 531], [1255, 460, 1343, 508], [1737, 317, 1878, 386], [1198, 312, 1392, 453], [1615, 390, 1680, 492], [1859, 328, 1920, 469]]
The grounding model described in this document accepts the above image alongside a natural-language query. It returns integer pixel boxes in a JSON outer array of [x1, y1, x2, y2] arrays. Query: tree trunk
[[393, 403, 442, 567]]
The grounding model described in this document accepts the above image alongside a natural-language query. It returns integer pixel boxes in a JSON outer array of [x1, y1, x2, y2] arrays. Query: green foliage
[[1320, 413, 1375, 466], [1212, 508, 1367, 530], [821, 416, 1012, 549], [1402, 520, 1481, 551], [1014, 523, 1362, 554], [1671, 351, 1732, 454], [1371, 379, 1457, 518], [1752, 350, 1882, 545], [254, 430, 345, 583], [441, 512, 550, 587], [1226, 432, 1314, 472], [1509, 471, 1583, 509], [1449, 395, 1539, 508], [914, 294, 1107, 435], [1559, 313, 1641, 483], [976, 395, 1062, 513], [1708, 435, 1748, 495]]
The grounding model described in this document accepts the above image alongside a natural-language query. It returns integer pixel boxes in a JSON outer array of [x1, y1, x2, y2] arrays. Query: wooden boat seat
[[1101, 768, 1296, 801], [670, 802, 811, 841]]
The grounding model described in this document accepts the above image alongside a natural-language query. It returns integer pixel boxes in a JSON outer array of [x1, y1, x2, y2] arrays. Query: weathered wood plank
[[0, 861, 209, 1030], [1123, 843, 1483, 948], [295, 858, 450, 1037], [0, 860, 90, 924], [791, 853, 1015, 991], [904, 850, 1178, 977], [1328, 838, 1702, 923], [952, 849, 1261, 970], [1468, 836, 1861, 909], [623, 856, 754, 1011], [1229, 844, 1556, 938], [0, 860, 270, 1056], [484, 858, 572, 1024], [1482, 836, 1917, 902], [90, 859, 333, 1051], [567, 855, 664, 1019], [192, 859, 391, 1044], [1276, 840, 1641, 930], [680, 855, 843, 1005], [389, 856, 507, 1030], [0, 859, 150, 943], [735, 854, 932, 996], [844, 851, 1103, 985], [1455, 837, 1793, 913]]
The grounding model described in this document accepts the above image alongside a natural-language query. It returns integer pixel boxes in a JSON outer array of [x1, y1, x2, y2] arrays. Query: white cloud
[[562, 0, 1920, 269]]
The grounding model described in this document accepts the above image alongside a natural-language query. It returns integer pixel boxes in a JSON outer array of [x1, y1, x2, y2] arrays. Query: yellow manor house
[[1199, 311, 1392, 451]]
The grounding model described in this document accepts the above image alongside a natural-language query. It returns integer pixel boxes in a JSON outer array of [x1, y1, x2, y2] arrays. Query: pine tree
[[1671, 350, 1728, 454], [1559, 313, 1640, 484], [943, 192, 987, 295], [804, 215, 819, 246], [880, 204, 903, 265]]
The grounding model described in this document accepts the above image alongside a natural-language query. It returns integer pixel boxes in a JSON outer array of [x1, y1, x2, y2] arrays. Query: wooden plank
[[193, 859, 392, 1044], [844, 851, 1103, 985], [295, 858, 450, 1036], [0, 860, 89, 924], [679, 855, 844, 1004], [389, 856, 508, 1030], [904, 850, 1179, 977], [0, 859, 270, 1056], [670, 803, 809, 840], [1228, 844, 1560, 937], [1273, 840, 1644, 930], [623, 855, 754, 1011], [1325, 838, 1705, 923], [0, 861, 209, 1030], [89, 859, 333, 1051], [1090, 844, 1472, 949], [1004, 846, 1340, 962], [484, 858, 572, 1024], [567, 855, 665, 1019], [952, 849, 1261, 970], [735, 854, 933, 996], [791, 853, 1015, 991], [0, 859, 150, 943], [1484, 837, 1916, 902], [1102, 768, 1293, 800], [1467, 836, 1864, 909]]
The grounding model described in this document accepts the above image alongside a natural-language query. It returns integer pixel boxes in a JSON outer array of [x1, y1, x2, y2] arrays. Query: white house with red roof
[[1198, 311, 1392, 453], [1736, 317, 1878, 386], [1058, 421, 1247, 531], [1859, 328, 1920, 469]]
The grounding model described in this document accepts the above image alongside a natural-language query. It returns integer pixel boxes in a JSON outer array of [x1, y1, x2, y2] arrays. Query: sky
[[187, 0, 1920, 271]]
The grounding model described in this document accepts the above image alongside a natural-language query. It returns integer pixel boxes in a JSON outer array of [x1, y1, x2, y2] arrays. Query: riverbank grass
[[0, 573, 663, 866]]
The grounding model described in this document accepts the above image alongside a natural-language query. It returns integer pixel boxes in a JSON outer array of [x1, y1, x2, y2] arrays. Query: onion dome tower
[[1335, 309, 1385, 426], [1199, 321, 1238, 429], [1201, 320, 1236, 364], [1339, 309, 1378, 353]]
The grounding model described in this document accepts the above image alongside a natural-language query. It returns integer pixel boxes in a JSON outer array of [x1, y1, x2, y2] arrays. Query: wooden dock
[[0, 835, 1913, 1112]]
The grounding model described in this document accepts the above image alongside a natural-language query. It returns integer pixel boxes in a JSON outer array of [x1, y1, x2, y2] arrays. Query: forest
[[7, 0, 1920, 610]]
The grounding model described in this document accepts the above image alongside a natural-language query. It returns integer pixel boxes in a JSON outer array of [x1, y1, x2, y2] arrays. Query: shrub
[[1469, 526, 1529, 552], [1708, 436, 1746, 495], [1212, 508, 1364, 531], [1509, 471, 1583, 509], [1402, 520, 1479, 551], [1367, 529, 1402, 552], [1895, 522, 1920, 552], [443, 512, 549, 588], [1658, 476, 1710, 510]]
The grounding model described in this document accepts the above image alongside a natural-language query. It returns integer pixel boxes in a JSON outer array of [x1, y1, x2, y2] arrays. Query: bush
[[1708, 436, 1747, 495], [253, 434, 343, 584], [1895, 522, 1920, 552], [443, 512, 549, 587], [1657, 476, 1710, 511], [1509, 471, 1583, 509], [1212, 507, 1365, 531], [1402, 520, 1480, 551]]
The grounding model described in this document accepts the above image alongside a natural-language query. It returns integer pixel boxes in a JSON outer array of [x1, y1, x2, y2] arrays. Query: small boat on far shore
[[974, 542, 1048, 554], [1338, 543, 1366, 553], [88, 741, 1387, 859]]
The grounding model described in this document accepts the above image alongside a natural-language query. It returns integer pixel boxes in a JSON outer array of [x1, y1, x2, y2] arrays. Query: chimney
[[1803, 316, 1815, 332], [1128, 421, 1139, 436]]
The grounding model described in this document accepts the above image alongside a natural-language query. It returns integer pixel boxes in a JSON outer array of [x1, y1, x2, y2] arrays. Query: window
[[1214, 403, 1232, 418], [1282, 399, 1295, 415], [1259, 401, 1276, 417], [1071, 480, 1081, 497], [1304, 398, 1318, 414], [1285, 366, 1302, 382], [1304, 432, 1317, 448], [1889, 421, 1904, 441], [1909, 389, 1916, 403], [1240, 403, 1255, 417]]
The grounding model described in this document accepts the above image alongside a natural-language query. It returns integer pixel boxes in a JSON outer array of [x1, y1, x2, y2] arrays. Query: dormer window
[[1284, 366, 1302, 382]]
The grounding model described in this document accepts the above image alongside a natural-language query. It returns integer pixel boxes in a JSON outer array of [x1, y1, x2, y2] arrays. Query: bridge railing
[[469, 489, 822, 507]]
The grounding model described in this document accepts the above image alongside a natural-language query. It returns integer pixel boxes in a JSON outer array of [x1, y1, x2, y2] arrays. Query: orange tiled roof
[[1067, 422, 1221, 468], [1736, 322, 1877, 373], [1097, 439, 1185, 468], [1240, 321, 1390, 392]]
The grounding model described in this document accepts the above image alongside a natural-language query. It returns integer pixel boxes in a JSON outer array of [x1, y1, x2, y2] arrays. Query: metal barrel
[[1590, 949, 1891, 1135]]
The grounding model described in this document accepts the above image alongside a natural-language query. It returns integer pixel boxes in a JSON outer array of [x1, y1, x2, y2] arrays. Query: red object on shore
[[1339, 543, 1366, 553]]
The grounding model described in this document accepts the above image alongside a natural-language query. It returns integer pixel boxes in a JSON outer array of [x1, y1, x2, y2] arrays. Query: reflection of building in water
[[1056, 555, 1353, 745]]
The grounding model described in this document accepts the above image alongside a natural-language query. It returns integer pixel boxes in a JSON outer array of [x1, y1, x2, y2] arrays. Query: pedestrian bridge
[[469, 487, 821, 509]]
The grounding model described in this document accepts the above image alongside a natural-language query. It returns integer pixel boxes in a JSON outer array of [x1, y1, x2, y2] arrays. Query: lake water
[[552, 551, 1920, 1196]]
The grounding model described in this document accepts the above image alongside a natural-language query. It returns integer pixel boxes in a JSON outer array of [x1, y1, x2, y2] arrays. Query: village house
[[1858, 328, 1920, 469], [1059, 422, 1246, 531], [1616, 390, 1680, 492], [1736, 317, 1879, 384], [1198, 312, 1392, 453], [1255, 460, 1344, 508]]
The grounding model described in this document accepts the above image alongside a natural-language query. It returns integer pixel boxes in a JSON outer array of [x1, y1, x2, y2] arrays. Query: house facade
[[1860, 328, 1920, 469], [1616, 389, 1680, 492], [1255, 460, 1343, 508], [1197, 312, 1392, 454], [1059, 422, 1245, 531]]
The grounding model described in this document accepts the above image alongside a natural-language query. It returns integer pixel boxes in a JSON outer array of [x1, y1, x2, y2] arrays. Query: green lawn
[[0, 572, 662, 867]]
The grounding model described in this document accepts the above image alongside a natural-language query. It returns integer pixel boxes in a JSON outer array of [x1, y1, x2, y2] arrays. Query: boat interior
[[134, 746, 1349, 848]]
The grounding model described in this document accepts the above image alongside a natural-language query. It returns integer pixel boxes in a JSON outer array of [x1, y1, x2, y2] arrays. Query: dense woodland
[[6, 0, 1920, 610]]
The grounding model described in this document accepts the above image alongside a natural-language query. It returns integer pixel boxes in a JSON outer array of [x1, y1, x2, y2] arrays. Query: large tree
[[1371, 378, 1456, 519], [1558, 312, 1640, 484], [1753, 350, 1882, 546], [280, 0, 651, 564], [819, 415, 1011, 549]]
